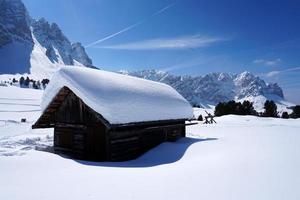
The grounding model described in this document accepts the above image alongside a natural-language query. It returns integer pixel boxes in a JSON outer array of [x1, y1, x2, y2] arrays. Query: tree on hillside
[[227, 100, 241, 115], [24, 76, 30, 87], [242, 100, 257, 115], [19, 76, 25, 87], [41, 79, 50, 88], [215, 102, 226, 116], [215, 100, 258, 116], [32, 81, 39, 89], [263, 100, 278, 117], [290, 105, 300, 119], [281, 112, 289, 119], [36, 81, 41, 89]]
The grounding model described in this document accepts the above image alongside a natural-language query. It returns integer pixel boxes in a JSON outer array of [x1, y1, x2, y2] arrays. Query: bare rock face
[[0, 0, 32, 46], [71, 42, 93, 67], [0, 0, 93, 74]]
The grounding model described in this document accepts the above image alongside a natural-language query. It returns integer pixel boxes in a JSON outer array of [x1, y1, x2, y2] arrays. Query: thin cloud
[[93, 35, 225, 50], [266, 66, 300, 77], [85, 2, 177, 48], [253, 58, 281, 66], [85, 22, 143, 48], [153, 2, 177, 16]]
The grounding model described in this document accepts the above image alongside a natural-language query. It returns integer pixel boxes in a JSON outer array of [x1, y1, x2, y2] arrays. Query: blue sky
[[23, 0, 300, 103]]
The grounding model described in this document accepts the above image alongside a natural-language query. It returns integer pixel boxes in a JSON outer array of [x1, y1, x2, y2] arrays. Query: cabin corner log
[[33, 87, 190, 161]]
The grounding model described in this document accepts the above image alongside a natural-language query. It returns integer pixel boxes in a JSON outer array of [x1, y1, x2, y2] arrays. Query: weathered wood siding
[[55, 92, 100, 125], [53, 92, 108, 161], [108, 121, 185, 161]]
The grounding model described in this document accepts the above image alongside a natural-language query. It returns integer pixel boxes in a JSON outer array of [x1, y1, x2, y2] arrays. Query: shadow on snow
[[73, 137, 217, 168]]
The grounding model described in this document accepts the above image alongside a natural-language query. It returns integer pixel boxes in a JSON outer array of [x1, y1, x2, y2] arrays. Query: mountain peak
[[71, 42, 93, 67], [0, 0, 93, 75]]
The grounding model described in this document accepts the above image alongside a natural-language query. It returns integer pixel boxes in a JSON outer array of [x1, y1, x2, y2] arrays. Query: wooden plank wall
[[53, 92, 108, 161], [108, 121, 185, 161]]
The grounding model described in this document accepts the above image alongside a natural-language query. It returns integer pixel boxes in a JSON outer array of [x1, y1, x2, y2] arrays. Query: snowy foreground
[[0, 86, 300, 200]]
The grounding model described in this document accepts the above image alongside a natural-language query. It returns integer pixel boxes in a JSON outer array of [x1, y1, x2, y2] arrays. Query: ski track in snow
[[0, 119, 53, 157], [0, 85, 52, 156]]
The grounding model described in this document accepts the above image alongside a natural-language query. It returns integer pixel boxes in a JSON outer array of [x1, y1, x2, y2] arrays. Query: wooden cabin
[[32, 67, 193, 161]]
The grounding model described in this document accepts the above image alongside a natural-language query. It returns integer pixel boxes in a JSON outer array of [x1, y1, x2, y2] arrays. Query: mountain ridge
[[119, 69, 291, 111], [0, 0, 93, 76]]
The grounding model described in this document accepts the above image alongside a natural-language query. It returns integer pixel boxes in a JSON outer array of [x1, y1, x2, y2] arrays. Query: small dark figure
[[197, 115, 203, 121], [21, 118, 26, 123]]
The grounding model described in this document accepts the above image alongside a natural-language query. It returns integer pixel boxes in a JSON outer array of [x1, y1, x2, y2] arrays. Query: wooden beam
[[55, 123, 87, 129], [142, 122, 198, 131]]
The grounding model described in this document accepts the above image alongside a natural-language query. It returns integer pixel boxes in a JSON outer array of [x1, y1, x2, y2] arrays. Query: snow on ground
[[0, 85, 42, 122], [0, 86, 300, 200], [0, 85, 50, 156], [193, 106, 215, 118]]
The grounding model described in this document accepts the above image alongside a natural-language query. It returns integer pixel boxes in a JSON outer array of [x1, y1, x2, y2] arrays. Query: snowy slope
[[29, 33, 70, 79], [41, 67, 193, 124], [0, 85, 42, 122], [238, 94, 294, 114], [0, 92, 300, 200]]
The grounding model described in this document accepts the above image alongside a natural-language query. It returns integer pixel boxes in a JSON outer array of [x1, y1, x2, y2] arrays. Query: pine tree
[[19, 76, 25, 87], [281, 112, 289, 119], [41, 79, 50, 88], [242, 100, 257, 115], [263, 100, 278, 117], [290, 105, 300, 119], [215, 102, 226, 116], [32, 81, 38, 89], [36, 81, 41, 89], [24, 77, 30, 87]]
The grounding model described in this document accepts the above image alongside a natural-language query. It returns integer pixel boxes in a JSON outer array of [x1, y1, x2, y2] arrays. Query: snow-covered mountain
[[0, 0, 93, 77], [120, 70, 293, 111], [0, 0, 293, 111]]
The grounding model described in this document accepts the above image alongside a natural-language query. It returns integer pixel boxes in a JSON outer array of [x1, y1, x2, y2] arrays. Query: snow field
[[0, 85, 300, 200]]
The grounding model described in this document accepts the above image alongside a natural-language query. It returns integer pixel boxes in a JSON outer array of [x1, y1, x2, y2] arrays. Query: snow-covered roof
[[41, 66, 193, 124]]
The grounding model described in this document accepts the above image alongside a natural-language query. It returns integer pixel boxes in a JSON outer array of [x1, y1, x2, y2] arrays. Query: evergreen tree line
[[215, 100, 258, 116], [12, 77, 50, 89], [213, 100, 300, 119]]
